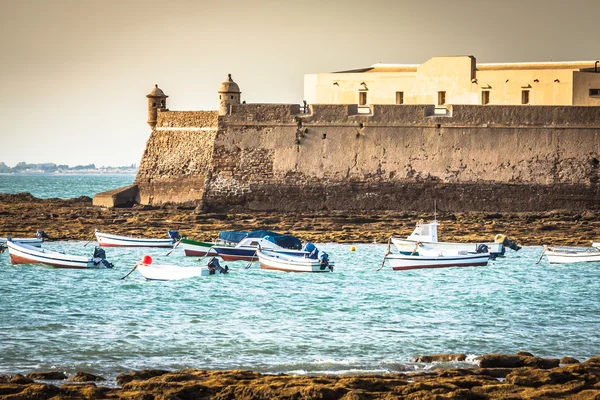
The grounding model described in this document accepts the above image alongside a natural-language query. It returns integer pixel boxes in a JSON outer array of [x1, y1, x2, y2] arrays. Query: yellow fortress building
[[304, 56, 600, 107]]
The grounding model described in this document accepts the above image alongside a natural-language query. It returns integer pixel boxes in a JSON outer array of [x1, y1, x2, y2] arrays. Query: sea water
[[0, 174, 134, 198], [1, 243, 599, 380], [0, 176, 599, 380]]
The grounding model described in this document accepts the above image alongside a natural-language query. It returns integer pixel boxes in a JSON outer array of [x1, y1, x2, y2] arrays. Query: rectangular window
[[481, 91, 490, 105], [438, 91, 446, 105], [521, 90, 530, 104], [396, 91, 404, 104], [590, 89, 600, 97], [359, 91, 368, 105]]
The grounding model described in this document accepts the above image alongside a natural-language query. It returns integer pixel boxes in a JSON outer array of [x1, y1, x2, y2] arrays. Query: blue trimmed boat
[[212, 230, 303, 261], [95, 229, 180, 248], [6, 240, 113, 269]]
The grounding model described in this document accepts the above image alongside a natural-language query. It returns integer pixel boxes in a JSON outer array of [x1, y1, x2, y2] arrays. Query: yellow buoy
[[350, 246, 356, 251]]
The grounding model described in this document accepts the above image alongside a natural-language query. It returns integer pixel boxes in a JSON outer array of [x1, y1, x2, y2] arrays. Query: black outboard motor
[[92, 246, 114, 268], [207, 257, 229, 274], [476, 243, 495, 260], [93, 247, 107, 260], [36, 230, 49, 240], [494, 234, 522, 253], [319, 252, 333, 271], [168, 230, 181, 242], [503, 237, 521, 251]]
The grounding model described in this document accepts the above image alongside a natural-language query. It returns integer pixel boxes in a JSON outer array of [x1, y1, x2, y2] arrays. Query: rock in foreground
[[2, 355, 600, 399]]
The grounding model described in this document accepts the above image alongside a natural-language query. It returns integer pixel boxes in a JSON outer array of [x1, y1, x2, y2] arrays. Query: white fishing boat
[[0, 237, 44, 247], [391, 220, 506, 256], [544, 246, 600, 264], [95, 229, 180, 248], [135, 256, 229, 281], [5, 240, 113, 269], [385, 246, 490, 271], [256, 245, 333, 273], [592, 242, 600, 249], [0, 230, 48, 248]]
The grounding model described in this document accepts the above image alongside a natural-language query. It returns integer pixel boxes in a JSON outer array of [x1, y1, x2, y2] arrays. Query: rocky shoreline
[[0, 193, 599, 246], [1, 353, 599, 399]]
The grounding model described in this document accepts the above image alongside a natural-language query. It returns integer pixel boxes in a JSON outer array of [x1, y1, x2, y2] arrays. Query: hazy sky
[[1, 0, 598, 167]]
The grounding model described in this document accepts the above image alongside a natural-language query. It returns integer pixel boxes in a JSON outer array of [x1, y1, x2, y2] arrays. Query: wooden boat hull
[[546, 250, 600, 264], [180, 239, 217, 257], [257, 250, 333, 273], [137, 264, 214, 281], [387, 253, 489, 271], [95, 231, 174, 248], [392, 237, 503, 256], [7, 241, 110, 269]]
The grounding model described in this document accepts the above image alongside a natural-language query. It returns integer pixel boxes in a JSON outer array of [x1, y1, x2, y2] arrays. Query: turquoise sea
[[0, 173, 135, 198], [0, 175, 599, 381]]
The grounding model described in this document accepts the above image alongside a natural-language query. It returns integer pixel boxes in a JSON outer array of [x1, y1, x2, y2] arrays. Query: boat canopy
[[218, 230, 302, 249], [407, 220, 439, 243]]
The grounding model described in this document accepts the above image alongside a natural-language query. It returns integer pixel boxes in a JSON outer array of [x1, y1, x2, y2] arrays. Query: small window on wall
[[359, 91, 368, 105], [590, 89, 600, 97], [481, 91, 490, 105], [396, 91, 404, 104], [522, 90, 530, 104], [438, 91, 446, 105]]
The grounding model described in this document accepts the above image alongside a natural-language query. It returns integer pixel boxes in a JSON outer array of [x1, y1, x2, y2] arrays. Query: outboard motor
[[207, 257, 229, 274], [303, 242, 319, 259], [36, 230, 49, 240], [92, 246, 113, 268], [504, 237, 521, 251], [93, 247, 107, 260], [0, 243, 5, 254], [476, 243, 495, 260], [494, 234, 522, 252], [319, 252, 332, 271], [168, 230, 181, 242]]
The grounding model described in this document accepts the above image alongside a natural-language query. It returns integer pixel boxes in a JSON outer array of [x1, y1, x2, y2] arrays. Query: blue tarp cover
[[218, 230, 302, 250]]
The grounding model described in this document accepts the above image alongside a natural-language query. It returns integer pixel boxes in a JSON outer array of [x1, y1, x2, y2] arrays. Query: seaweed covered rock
[[69, 371, 106, 382], [116, 369, 170, 385], [476, 353, 559, 369], [25, 371, 68, 380], [411, 354, 467, 363]]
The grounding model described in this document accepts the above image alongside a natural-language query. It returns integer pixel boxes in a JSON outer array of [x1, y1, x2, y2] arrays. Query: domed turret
[[218, 74, 241, 115], [146, 84, 168, 129]]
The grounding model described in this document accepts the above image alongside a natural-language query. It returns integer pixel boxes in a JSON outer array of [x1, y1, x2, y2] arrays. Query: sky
[[1, 0, 599, 167]]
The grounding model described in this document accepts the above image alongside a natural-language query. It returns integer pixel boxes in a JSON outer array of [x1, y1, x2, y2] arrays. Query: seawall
[[133, 104, 600, 212]]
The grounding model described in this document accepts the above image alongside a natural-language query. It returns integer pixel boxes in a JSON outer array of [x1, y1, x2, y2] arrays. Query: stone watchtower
[[218, 74, 241, 115], [146, 84, 168, 128]]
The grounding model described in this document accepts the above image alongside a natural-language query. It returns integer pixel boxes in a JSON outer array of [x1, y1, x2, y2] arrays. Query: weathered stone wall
[[135, 111, 218, 205], [135, 104, 600, 212]]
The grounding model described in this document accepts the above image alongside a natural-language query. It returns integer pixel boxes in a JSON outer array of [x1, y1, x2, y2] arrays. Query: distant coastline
[[0, 161, 137, 175]]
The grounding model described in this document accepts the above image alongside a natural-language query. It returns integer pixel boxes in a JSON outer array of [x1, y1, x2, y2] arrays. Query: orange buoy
[[141, 255, 153, 265]]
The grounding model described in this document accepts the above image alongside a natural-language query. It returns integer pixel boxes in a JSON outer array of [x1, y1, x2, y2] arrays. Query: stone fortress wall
[[130, 103, 600, 212]]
